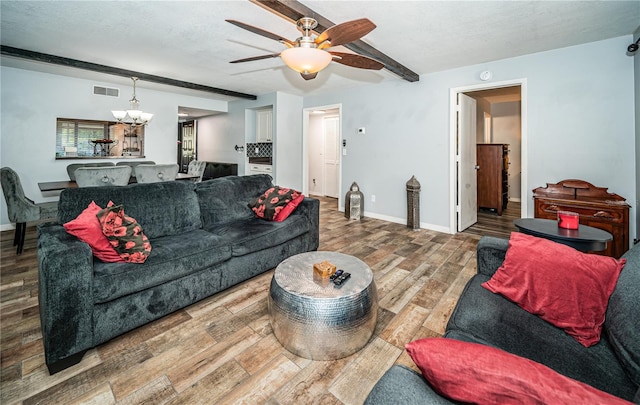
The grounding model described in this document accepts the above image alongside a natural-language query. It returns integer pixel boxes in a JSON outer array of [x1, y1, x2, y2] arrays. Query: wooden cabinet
[[477, 144, 509, 215], [256, 109, 273, 143], [533, 179, 630, 258]]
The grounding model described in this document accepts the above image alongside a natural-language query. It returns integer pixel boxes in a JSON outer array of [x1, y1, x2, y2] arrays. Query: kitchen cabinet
[[533, 179, 630, 258], [477, 144, 509, 215], [249, 164, 272, 176], [256, 109, 273, 143]]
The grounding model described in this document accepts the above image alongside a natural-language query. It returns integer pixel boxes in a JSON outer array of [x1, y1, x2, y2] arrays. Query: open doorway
[[302, 105, 342, 210], [449, 79, 527, 237]]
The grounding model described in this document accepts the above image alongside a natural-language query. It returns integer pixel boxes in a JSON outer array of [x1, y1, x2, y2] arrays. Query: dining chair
[[1, 167, 58, 254], [135, 164, 179, 183], [66, 162, 115, 181], [116, 160, 156, 182], [187, 160, 207, 182], [74, 166, 132, 187]]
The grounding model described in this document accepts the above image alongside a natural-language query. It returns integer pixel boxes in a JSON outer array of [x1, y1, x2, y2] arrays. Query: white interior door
[[457, 93, 477, 231], [323, 116, 339, 198]]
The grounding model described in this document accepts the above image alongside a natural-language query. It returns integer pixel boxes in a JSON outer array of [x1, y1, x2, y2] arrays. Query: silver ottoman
[[268, 251, 378, 360]]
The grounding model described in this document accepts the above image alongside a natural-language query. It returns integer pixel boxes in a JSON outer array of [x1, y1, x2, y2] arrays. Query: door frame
[[448, 78, 528, 234], [302, 103, 343, 207]]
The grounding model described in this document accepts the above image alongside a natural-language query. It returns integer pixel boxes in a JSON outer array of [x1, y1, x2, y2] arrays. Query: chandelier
[[112, 77, 153, 126]]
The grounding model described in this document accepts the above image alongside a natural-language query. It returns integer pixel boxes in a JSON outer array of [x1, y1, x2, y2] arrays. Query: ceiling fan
[[226, 17, 385, 80]]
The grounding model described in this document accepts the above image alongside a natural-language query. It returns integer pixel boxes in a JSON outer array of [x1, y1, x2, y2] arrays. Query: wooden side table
[[532, 179, 630, 258], [514, 218, 613, 252]]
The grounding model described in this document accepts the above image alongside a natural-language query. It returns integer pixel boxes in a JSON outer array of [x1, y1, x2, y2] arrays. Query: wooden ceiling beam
[[0, 45, 258, 100], [251, 0, 420, 82]]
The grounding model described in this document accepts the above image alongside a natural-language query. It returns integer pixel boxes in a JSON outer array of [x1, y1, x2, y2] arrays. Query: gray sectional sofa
[[37, 174, 319, 374], [366, 236, 640, 404]]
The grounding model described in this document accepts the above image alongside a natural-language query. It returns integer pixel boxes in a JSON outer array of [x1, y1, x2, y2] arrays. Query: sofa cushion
[[58, 181, 202, 239], [248, 186, 304, 222], [197, 174, 274, 227], [63, 201, 123, 263], [206, 215, 309, 257], [482, 232, 625, 347], [447, 274, 638, 400], [93, 229, 231, 303], [96, 203, 151, 263], [406, 338, 632, 405], [121, 182, 202, 239], [606, 243, 640, 386]]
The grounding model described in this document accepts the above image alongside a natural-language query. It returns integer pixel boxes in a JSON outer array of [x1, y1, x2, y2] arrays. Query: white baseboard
[[338, 207, 452, 234], [1, 224, 15, 232]]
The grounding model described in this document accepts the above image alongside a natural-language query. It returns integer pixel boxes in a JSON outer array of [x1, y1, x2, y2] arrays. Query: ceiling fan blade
[[230, 53, 281, 63], [315, 18, 376, 49], [226, 19, 295, 47], [330, 52, 384, 70], [301, 72, 318, 81]]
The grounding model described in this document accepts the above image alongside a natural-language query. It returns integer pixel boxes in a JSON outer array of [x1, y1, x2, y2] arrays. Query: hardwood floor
[[463, 201, 521, 239], [1, 197, 488, 405]]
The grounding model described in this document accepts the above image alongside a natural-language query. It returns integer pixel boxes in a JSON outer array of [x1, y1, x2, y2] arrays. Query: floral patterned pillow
[[248, 186, 304, 222], [96, 202, 152, 263]]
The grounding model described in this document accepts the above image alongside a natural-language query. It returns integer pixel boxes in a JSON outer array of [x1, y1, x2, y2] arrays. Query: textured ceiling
[[1, 1, 639, 103]]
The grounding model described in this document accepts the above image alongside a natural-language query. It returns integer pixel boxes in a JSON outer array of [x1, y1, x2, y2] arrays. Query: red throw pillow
[[406, 338, 633, 404], [248, 186, 304, 222], [96, 202, 151, 263], [482, 232, 625, 347], [63, 201, 123, 262]]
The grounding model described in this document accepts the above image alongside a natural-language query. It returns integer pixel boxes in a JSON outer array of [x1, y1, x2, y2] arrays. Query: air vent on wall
[[93, 85, 119, 97]]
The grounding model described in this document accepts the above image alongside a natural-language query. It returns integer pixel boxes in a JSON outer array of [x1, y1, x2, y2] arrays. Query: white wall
[[303, 36, 637, 242], [2, 36, 637, 243], [474, 97, 491, 143], [273, 91, 304, 190], [491, 101, 521, 201], [223, 91, 303, 189], [226, 93, 277, 176], [197, 115, 246, 166], [0, 66, 227, 229]]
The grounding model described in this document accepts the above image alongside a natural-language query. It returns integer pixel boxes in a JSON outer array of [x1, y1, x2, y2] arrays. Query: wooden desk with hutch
[[532, 179, 630, 258]]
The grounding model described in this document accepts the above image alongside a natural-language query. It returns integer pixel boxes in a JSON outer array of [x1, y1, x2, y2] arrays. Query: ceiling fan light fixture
[[281, 47, 332, 74]]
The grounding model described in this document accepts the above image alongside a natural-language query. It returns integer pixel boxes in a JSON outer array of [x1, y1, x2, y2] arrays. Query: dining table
[[38, 173, 200, 192]]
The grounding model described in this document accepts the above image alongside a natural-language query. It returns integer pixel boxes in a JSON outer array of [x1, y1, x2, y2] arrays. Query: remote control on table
[[333, 272, 351, 286], [330, 269, 344, 280]]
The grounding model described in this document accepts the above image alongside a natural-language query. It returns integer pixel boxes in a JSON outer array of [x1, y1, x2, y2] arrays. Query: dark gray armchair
[[1, 167, 58, 254]]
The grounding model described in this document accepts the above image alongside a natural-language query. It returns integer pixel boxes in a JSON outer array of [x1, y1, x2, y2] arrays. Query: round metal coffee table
[[268, 251, 378, 360]]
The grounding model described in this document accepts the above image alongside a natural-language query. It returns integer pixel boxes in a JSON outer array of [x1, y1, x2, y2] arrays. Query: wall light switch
[[342, 148, 347, 156]]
